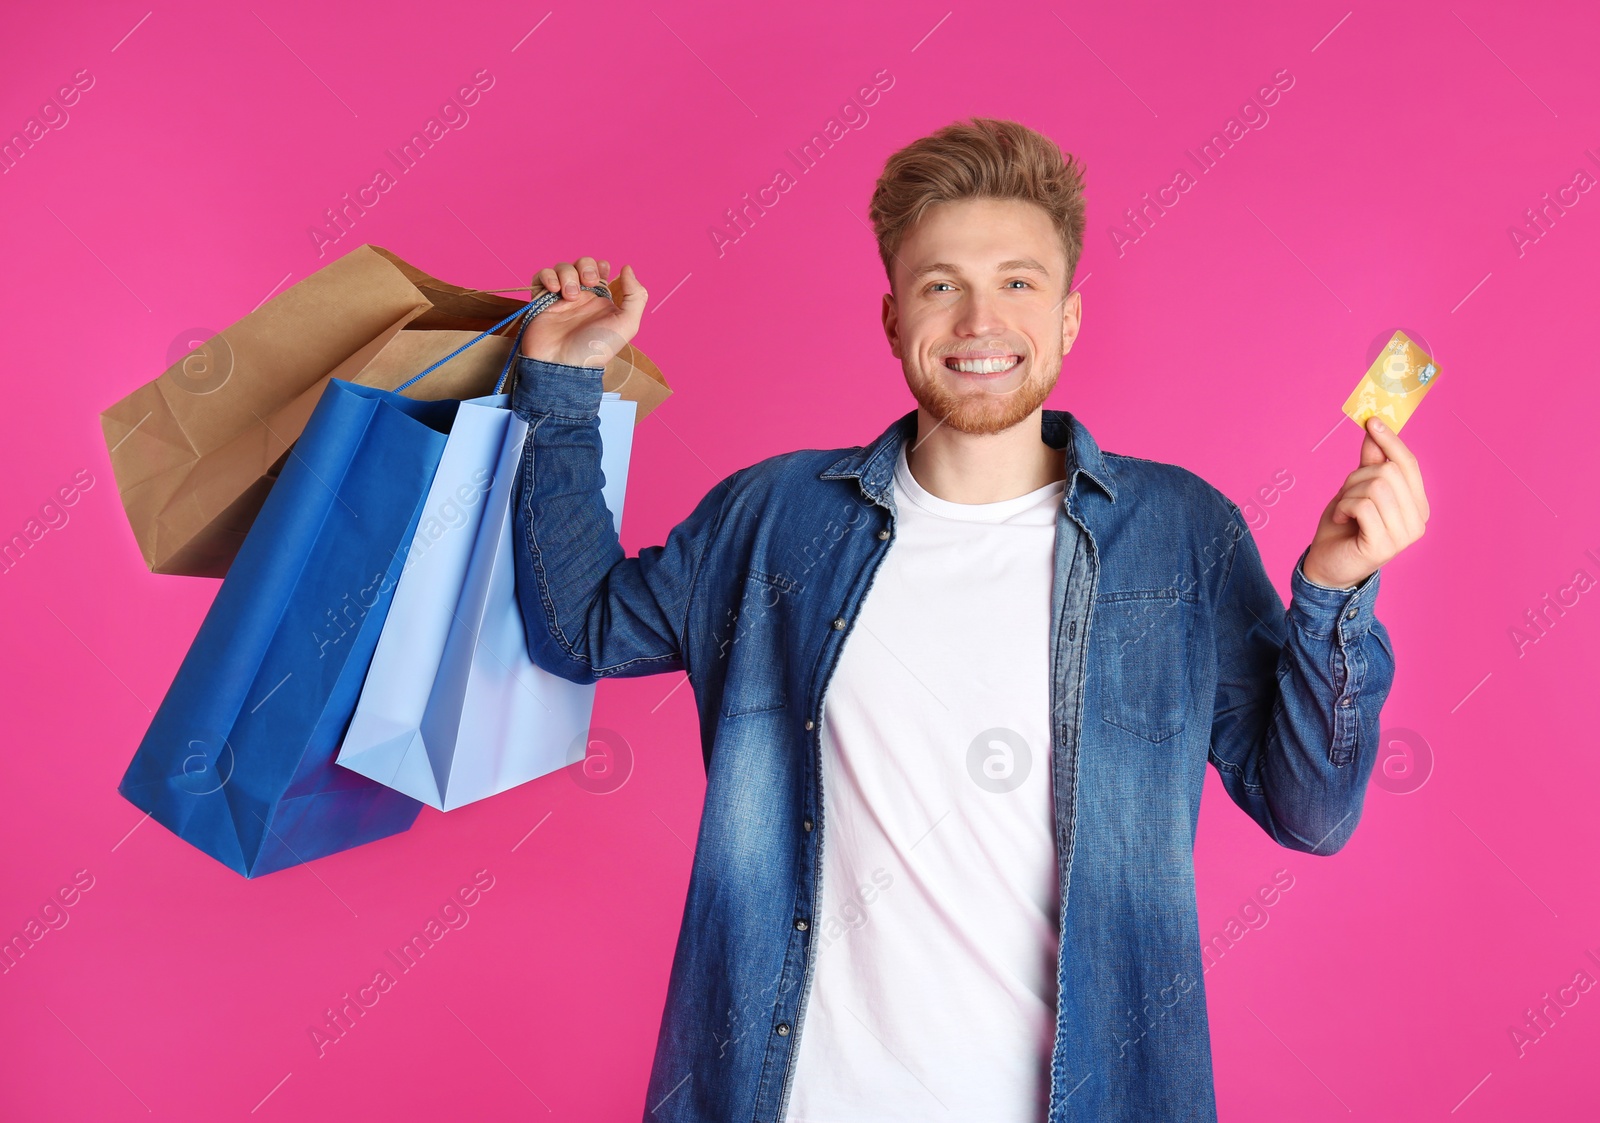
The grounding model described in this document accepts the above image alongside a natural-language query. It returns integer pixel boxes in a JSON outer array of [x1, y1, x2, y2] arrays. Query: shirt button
[[805, 719, 815, 730], [1340, 696, 1354, 707], [1345, 608, 1358, 620], [833, 617, 847, 630], [803, 818, 814, 831], [775, 1022, 791, 1036], [794, 918, 808, 931], [878, 529, 890, 540]]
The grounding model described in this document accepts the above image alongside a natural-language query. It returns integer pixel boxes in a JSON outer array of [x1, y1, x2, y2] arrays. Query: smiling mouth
[[943, 354, 1021, 376]]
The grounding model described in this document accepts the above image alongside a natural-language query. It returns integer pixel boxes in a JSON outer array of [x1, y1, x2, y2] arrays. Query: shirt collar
[[820, 408, 1119, 506]]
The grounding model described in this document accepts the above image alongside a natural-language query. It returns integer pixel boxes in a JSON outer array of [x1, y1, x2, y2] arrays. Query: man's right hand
[[518, 256, 647, 369]]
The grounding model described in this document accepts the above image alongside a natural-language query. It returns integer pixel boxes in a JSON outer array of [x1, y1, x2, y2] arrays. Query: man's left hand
[[1301, 416, 1430, 589]]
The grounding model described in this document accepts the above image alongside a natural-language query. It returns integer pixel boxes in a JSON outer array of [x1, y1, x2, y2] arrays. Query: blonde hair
[[869, 117, 1087, 293]]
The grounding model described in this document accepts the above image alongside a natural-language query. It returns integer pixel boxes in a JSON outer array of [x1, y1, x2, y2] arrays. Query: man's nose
[[952, 289, 1005, 339]]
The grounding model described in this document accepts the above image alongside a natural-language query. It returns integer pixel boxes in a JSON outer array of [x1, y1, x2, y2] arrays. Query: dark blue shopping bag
[[118, 379, 459, 877]]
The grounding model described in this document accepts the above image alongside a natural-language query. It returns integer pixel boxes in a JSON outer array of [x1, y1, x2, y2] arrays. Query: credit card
[[1337, 329, 1440, 435], [1342, 329, 1439, 432]]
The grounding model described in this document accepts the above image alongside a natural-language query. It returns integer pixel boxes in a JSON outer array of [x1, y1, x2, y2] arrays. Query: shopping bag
[[116, 378, 460, 877], [100, 244, 671, 577], [336, 293, 638, 810]]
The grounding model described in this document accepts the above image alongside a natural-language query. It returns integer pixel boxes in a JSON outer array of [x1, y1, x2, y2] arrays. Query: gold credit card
[[1342, 329, 1440, 432]]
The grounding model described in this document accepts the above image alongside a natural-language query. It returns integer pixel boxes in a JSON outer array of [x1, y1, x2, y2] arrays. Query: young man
[[508, 118, 1427, 1123]]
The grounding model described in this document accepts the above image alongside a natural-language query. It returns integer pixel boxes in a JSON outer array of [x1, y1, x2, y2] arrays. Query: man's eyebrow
[[910, 258, 1052, 278], [996, 258, 1051, 275]]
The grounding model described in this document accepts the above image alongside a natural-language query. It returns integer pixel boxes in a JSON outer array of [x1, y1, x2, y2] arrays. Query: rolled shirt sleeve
[[508, 352, 742, 684], [1209, 503, 1397, 854]]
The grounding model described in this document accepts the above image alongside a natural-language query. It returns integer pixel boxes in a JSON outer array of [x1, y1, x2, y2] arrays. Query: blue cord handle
[[392, 281, 612, 395]]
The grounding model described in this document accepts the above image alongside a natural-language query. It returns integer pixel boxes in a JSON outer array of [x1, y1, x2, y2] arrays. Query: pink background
[[3, 1, 1597, 1119]]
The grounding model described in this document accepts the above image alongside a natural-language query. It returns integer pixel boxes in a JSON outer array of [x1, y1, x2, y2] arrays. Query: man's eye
[[927, 282, 954, 293], [1006, 279, 1032, 289]]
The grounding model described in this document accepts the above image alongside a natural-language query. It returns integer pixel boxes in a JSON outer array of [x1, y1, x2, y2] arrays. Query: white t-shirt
[[786, 445, 1064, 1122]]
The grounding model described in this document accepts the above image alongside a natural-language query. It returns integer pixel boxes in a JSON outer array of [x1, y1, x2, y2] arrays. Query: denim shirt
[[509, 354, 1394, 1123]]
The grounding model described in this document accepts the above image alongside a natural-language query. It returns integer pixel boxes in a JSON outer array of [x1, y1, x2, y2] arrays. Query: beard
[[905, 352, 1061, 436]]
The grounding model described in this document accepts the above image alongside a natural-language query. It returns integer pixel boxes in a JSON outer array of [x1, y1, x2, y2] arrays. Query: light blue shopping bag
[[336, 294, 636, 810]]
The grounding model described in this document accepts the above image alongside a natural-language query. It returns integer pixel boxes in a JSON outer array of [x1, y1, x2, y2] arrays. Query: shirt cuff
[[509, 353, 606, 421], [1289, 546, 1381, 643]]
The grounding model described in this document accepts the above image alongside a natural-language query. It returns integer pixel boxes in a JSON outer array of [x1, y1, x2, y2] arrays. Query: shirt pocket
[[718, 570, 792, 718], [1094, 588, 1196, 743]]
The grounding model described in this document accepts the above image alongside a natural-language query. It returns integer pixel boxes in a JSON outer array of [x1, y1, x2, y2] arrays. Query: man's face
[[883, 197, 1081, 436]]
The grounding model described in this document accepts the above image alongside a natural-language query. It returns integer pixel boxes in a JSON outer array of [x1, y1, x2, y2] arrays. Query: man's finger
[[1354, 475, 1417, 546], [1334, 494, 1394, 557], [1364, 415, 1416, 463], [555, 261, 581, 297], [1375, 462, 1427, 539], [1359, 430, 1385, 468], [613, 264, 648, 329], [1346, 467, 1420, 535], [1364, 416, 1426, 497]]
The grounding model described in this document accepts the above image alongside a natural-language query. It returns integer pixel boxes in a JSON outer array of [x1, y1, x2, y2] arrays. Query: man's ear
[[882, 289, 902, 360], [1061, 288, 1083, 354]]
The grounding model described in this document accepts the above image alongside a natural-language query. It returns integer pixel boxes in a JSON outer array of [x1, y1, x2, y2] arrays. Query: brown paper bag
[[100, 245, 669, 577]]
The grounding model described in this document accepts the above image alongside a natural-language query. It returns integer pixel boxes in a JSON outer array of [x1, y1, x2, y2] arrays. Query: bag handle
[[393, 281, 612, 395]]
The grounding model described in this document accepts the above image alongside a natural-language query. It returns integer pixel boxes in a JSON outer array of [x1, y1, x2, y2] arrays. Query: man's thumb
[[613, 264, 648, 322], [1359, 431, 1385, 467]]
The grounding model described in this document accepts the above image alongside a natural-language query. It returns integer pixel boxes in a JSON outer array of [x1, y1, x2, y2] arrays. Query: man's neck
[[904, 406, 1068, 504]]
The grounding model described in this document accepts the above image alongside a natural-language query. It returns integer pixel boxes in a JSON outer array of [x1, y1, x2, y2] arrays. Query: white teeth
[[946, 356, 1019, 374]]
